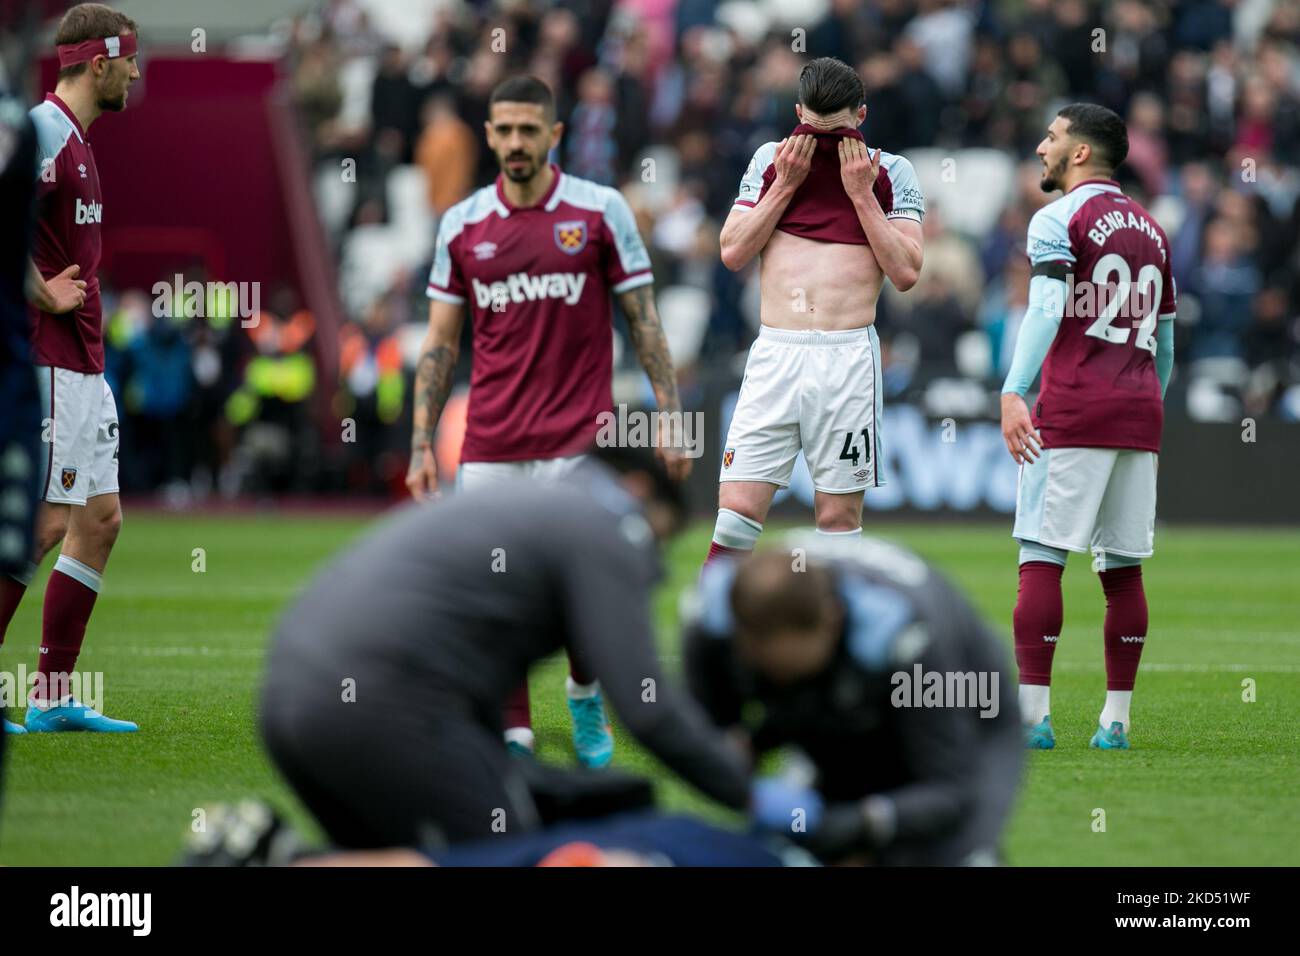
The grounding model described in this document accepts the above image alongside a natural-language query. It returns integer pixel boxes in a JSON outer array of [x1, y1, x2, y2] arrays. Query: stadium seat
[[313, 165, 355, 241], [656, 285, 711, 368], [908, 148, 1015, 237], [630, 147, 682, 213], [954, 329, 993, 381], [386, 165, 434, 262], [339, 224, 408, 316]]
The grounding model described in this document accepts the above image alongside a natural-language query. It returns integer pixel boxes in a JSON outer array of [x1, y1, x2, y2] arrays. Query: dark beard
[[500, 155, 539, 183], [97, 92, 127, 112], [1040, 155, 1068, 192]]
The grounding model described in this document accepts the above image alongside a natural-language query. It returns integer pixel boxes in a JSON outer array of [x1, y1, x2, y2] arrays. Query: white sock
[[1099, 691, 1132, 731], [712, 508, 763, 551], [566, 677, 600, 699], [53, 553, 102, 593], [814, 526, 863, 556], [26, 692, 71, 712], [1019, 684, 1050, 725], [503, 727, 535, 751]]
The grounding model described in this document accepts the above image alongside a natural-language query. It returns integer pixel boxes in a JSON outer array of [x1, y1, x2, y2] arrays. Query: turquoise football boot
[[1024, 714, 1055, 749], [568, 691, 614, 769], [25, 697, 138, 733], [3, 718, 26, 735], [1089, 720, 1130, 750]]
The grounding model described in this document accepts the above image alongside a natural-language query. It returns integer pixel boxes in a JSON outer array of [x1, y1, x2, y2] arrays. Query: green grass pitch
[[0, 512, 1295, 866]]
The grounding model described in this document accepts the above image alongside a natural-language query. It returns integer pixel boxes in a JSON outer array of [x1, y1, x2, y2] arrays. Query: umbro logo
[[78, 163, 87, 179], [472, 241, 497, 261]]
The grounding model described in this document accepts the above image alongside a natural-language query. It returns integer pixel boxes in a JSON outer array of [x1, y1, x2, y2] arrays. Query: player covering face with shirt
[[703, 56, 925, 575]]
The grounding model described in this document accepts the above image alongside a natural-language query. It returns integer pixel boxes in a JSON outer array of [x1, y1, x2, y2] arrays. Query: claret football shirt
[[732, 125, 925, 245], [427, 164, 653, 462], [28, 93, 105, 373], [1024, 179, 1177, 452]]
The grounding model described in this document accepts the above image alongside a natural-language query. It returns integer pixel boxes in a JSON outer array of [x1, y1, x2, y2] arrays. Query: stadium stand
[[47, 0, 1300, 495]]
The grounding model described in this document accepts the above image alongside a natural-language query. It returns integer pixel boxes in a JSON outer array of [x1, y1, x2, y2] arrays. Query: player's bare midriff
[[758, 229, 886, 331]]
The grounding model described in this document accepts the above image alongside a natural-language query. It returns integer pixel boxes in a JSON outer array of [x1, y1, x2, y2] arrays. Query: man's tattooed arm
[[412, 345, 457, 449], [411, 300, 465, 452], [619, 282, 693, 480], [619, 282, 681, 415]]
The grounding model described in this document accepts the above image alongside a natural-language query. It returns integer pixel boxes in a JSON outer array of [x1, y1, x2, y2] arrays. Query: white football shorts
[[1013, 446, 1158, 558], [36, 365, 120, 506], [456, 453, 588, 491], [720, 324, 883, 493]]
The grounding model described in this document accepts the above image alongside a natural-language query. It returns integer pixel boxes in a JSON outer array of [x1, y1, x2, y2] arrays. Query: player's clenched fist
[[654, 416, 693, 482], [46, 264, 87, 314], [1000, 392, 1043, 465], [838, 139, 880, 204], [656, 446, 692, 483], [406, 443, 440, 501], [772, 134, 816, 192]]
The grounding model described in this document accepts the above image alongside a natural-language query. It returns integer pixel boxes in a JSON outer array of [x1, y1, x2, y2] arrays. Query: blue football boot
[[1089, 720, 1130, 750], [568, 690, 614, 769], [25, 697, 138, 733], [1024, 714, 1055, 749]]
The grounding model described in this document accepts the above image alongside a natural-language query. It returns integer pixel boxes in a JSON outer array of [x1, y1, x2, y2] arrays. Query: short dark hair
[[797, 57, 864, 116], [489, 75, 556, 121], [1057, 103, 1129, 172], [55, 3, 137, 81]]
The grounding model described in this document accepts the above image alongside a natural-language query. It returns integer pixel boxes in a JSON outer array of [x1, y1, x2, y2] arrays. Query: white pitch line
[[104, 646, 265, 658], [6, 650, 1297, 675], [97, 586, 301, 599], [1152, 631, 1300, 645], [1053, 661, 1300, 674], [1159, 601, 1300, 616], [1, 644, 263, 659], [659, 657, 1299, 673]]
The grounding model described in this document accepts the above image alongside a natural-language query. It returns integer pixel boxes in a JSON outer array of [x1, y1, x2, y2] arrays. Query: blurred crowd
[[295, 0, 1300, 422], [98, 276, 327, 503], [104, 0, 1300, 497]]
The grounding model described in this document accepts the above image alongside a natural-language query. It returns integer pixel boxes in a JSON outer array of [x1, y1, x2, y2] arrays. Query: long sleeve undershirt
[[1001, 274, 1175, 398]]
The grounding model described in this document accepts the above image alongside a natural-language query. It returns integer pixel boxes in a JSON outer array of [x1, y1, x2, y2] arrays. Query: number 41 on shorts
[[839, 428, 871, 467]]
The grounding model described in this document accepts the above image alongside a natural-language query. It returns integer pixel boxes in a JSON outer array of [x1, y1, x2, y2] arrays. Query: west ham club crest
[[554, 220, 587, 255]]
